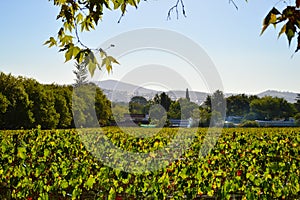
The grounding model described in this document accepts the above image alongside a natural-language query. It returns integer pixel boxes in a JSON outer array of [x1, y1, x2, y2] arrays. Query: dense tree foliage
[[1, 71, 299, 129], [128, 96, 148, 115], [250, 96, 296, 120], [203, 90, 226, 117], [224, 93, 297, 121], [294, 94, 300, 112], [152, 92, 172, 112], [226, 94, 258, 116], [111, 102, 129, 122], [0, 72, 112, 129]]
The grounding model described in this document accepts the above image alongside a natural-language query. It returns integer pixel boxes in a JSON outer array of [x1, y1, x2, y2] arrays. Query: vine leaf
[[260, 7, 281, 35], [278, 24, 287, 39], [101, 55, 120, 74], [285, 21, 296, 46]]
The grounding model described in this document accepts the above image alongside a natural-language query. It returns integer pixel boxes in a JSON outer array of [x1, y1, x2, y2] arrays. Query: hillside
[[96, 80, 299, 103]]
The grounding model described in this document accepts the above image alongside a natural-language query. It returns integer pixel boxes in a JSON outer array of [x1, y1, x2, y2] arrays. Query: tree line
[[126, 90, 300, 127], [1, 71, 300, 129], [0, 72, 112, 130]]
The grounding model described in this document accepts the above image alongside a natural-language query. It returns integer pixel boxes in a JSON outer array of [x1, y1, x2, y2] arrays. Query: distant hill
[[95, 80, 156, 94], [95, 80, 158, 102], [95, 80, 209, 104], [257, 90, 298, 103], [96, 80, 299, 103]]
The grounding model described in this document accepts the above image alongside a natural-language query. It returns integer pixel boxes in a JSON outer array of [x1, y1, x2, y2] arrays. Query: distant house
[[255, 118, 295, 127], [224, 116, 243, 127], [123, 114, 149, 124], [169, 119, 192, 128]]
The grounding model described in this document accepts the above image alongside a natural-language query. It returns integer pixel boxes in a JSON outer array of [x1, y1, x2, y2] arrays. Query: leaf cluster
[[45, 0, 140, 75], [261, 1, 300, 53]]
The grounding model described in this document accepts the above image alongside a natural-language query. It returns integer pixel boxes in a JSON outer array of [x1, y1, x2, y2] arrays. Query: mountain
[[96, 80, 299, 103], [96, 80, 156, 94], [95, 80, 158, 102], [95, 80, 210, 104], [257, 90, 298, 103]]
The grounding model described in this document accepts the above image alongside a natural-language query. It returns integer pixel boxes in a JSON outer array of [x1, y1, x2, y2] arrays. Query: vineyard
[[0, 127, 300, 199]]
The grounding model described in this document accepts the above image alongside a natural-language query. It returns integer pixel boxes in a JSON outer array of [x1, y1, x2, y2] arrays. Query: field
[[0, 127, 299, 199]]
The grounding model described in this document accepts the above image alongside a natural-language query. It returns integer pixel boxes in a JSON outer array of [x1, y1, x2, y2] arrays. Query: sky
[[0, 0, 299, 94]]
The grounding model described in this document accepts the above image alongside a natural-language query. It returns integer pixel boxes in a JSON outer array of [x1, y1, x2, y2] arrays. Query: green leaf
[[65, 47, 74, 62], [76, 13, 84, 24], [60, 35, 73, 47], [61, 180, 69, 189], [17, 147, 26, 159], [112, 0, 122, 9], [44, 149, 50, 157], [107, 56, 120, 64], [87, 58, 97, 77], [207, 189, 214, 197], [85, 176, 96, 189], [278, 24, 286, 39], [128, 0, 138, 8], [43, 37, 57, 48], [121, 3, 126, 14], [260, 7, 280, 35], [75, 50, 85, 63], [108, 187, 116, 200], [285, 21, 296, 46]]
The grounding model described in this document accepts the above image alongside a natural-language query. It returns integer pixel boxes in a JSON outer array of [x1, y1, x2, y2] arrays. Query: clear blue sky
[[0, 1, 299, 94]]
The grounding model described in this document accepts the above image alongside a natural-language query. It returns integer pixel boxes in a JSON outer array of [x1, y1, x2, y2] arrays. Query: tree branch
[[167, 0, 186, 20], [74, 21, 90, 50], [229, 0, 238, 10]]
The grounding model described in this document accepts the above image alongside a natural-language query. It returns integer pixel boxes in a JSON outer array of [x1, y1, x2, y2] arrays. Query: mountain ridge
[[95, 80, 299, 103]]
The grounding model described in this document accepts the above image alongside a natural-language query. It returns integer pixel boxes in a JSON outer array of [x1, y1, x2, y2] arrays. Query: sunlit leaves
[[80, 16, 95, 32], [260, 7, 281, 35], [46, 0, 132, 77], [84, 175, 96, 189], [286, 20, 297, 46], [60, 35, 73, 47], [43, 37, 57, 48], [17, 147, 26, 159], [261, 2, 300, 53], [278, 24, 286, 39], [101, 56, 120, 74], [64, 45, 80, 62], [1, 128, 300, 199]]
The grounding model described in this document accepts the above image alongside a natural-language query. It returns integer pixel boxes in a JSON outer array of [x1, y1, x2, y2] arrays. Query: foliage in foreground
[[0, 127, 300, 199], [45, 0, 300, 77]]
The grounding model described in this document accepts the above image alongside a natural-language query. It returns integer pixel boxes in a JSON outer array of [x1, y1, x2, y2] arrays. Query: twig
[[74, 21, 90, 50], [229, 0, 238, 10], [167, 0, 186, 20]]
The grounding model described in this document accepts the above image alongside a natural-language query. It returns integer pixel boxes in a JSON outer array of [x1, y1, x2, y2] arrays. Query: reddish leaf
[[296, 0, 300, 8]]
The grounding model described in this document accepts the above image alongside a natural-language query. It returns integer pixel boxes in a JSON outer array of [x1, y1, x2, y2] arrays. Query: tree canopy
[[0, 72, 112, 129], [45, 0, 300, 77]]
